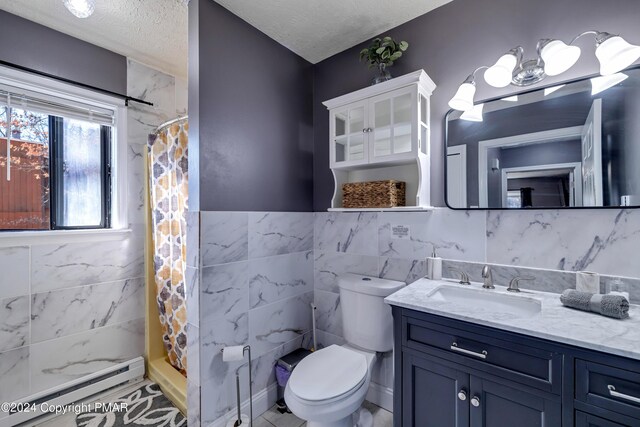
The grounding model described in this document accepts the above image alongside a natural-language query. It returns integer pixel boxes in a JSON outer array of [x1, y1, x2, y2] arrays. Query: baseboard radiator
[[0, 357, 145, 427]]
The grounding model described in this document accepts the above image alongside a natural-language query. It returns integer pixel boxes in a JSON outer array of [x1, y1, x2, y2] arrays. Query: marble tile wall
[[0, 60, 182, 411], [313, 208, 640, 392], [187, 205, 640, 425], [198, 212, 314, 425], [186, 211, 201, 427], [313, 209, 487, 391], [0, 241, 146, 404]]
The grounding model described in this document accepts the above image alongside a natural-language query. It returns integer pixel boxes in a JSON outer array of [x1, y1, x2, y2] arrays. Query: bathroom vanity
[[386, 279, 640, 427]]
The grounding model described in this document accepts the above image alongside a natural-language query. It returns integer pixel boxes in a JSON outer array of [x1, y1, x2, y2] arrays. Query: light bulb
[[591, 73, 628, 95], [448, 81, 476, 112], [63, 0, 95, 18], [484, 53, 517, 88], [460, 103, 484, 122], [596, 34, 640, 75], [540, 40, 581, 76]]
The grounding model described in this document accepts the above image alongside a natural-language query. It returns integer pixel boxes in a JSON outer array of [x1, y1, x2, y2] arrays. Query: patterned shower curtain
[[148, 120, 189, 375]]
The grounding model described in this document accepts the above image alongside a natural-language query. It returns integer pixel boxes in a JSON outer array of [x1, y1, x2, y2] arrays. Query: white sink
[[427, 285, 542, 319]]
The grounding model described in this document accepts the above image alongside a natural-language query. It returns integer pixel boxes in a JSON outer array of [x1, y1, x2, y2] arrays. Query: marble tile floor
[[256, 400, 392, 427]]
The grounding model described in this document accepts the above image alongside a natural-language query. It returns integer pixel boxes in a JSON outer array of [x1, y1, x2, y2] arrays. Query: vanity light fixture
[[63, 0, 95, 18], [484, 50, 519, 88], [539, 40, 582, 76], [591, 73, 628, 96], [460, 103, 484, 122], [595, 33, 640, 75], [449, 30, 640, 111], [448, 74, 477, 111]]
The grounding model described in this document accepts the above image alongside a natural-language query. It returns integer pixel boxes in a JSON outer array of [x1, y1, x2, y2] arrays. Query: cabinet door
[[402, 353, 470, 427], [469, 376, 561, 427], [575, 411, 632, 427], [330, 101, 369, 168], [368, 86, 417, 164]]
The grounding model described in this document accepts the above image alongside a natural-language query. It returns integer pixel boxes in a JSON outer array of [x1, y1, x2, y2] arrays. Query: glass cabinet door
[[369, 87, 416, 163], [331, 102, 368, 167]]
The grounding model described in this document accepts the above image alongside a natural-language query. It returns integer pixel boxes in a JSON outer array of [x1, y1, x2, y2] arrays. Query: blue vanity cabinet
[[392, 306, 640, 427], [575, 412, 630, 427], [402, 352, 470, 426], [468, 376, 561, 427], [395, 308, 562, 427]]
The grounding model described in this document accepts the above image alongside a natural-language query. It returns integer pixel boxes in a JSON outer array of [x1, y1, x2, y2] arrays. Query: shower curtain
[[148, 120, 189, 375]]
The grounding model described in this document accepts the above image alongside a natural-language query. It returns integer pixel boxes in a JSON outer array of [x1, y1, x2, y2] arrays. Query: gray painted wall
[[312, 0, 640, 210], [188, 0, 201, 212], [189, 0, 314, 212], [0, 10, 126, 94]]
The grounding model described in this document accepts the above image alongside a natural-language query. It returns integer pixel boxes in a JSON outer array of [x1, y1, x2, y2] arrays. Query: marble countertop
[[385, 278, 640, 361]]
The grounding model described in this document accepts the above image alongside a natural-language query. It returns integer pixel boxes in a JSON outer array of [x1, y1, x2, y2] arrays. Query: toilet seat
[[288, 345, 368, 402]]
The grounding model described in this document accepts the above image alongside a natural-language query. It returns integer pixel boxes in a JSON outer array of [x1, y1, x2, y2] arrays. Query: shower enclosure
[[145, 116, 189, 412]]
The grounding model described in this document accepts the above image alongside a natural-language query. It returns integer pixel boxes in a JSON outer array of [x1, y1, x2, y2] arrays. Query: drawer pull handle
[[450, 342, 488, 359], [608, 385, 640, 404]]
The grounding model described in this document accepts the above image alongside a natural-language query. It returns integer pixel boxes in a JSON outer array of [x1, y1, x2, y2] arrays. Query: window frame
[[49, 116, 113, 230], [0, 65, 128, 235]]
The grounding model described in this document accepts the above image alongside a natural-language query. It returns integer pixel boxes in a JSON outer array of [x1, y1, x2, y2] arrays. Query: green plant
[[359, 36, 409, 68]]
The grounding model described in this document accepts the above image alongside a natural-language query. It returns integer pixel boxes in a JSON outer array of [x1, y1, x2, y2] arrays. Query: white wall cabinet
[[323, 70, 436, 210]]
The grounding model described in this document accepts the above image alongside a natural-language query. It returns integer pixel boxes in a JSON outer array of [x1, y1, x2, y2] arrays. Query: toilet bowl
[[285, 344, 376, 427], [284, 274, 405, 427]]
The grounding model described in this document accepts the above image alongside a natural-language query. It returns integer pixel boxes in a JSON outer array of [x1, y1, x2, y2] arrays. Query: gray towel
[[560, 289, 629, 319]]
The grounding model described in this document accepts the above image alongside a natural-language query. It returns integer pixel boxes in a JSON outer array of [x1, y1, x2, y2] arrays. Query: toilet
[[285, 274, 405, 427]]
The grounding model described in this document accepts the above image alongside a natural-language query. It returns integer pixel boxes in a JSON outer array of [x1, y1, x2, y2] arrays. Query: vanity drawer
[[576, 359, 640, 420], [402, 314, 562, 394]]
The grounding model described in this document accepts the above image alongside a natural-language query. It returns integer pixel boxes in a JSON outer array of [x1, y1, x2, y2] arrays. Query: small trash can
[[275, 348, 312, 412]]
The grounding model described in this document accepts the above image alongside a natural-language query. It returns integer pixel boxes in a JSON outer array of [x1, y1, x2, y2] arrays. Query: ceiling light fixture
[[449, 30, 640, 111], [63, 0, 95, 18]]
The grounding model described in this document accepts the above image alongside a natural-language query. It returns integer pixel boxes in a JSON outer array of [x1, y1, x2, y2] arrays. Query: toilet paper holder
[[221, 345, 253, 426]]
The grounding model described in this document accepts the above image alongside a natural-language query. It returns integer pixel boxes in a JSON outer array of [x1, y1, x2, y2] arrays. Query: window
[[0, 86, 115, 231]]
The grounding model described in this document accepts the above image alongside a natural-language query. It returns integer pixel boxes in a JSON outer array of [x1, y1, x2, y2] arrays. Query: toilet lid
[[288, 345, 367, 402]]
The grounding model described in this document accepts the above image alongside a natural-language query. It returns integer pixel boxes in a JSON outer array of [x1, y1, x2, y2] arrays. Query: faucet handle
[[508, 276, 535, 292], [448, 267, 471, 285]]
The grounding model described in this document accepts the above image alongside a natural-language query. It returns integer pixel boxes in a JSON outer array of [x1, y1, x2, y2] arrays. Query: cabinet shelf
[[323, 70, 437, 210], [328, 206, 434, 212]]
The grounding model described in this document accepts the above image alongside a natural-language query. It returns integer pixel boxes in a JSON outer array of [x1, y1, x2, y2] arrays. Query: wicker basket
[[342, 180, 406, 208]]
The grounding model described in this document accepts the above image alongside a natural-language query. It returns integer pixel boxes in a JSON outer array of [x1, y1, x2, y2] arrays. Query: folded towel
[[560, 289, 629, 319]]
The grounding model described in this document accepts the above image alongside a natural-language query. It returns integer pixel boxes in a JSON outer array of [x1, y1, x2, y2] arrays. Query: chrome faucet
[[481, 265, 494, 289], [507, 276, 535, 292]]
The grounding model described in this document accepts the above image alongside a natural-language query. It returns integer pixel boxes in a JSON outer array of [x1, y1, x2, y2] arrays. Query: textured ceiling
[[0, 0, 189, 78], [0, 0, 452, 78], [213, 0, 453, 64]]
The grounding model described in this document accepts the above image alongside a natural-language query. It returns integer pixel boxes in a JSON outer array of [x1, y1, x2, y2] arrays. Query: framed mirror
[[445, 65, 640, 209]]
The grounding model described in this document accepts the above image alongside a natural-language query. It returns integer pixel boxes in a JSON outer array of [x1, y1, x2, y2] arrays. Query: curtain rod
[[0, 60, 154, 107]]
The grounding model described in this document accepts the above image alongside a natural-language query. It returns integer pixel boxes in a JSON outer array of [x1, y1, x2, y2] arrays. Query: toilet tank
[[338, 274, 405, 352]]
